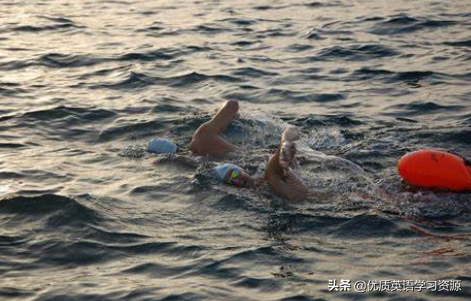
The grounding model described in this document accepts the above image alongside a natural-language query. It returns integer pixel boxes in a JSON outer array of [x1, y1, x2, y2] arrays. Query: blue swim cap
[[214, 163, 242, 183], [147, 138, 177, 154]]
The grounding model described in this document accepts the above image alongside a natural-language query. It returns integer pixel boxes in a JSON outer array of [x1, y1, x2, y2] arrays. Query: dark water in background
[[1, 0, 471, 300]]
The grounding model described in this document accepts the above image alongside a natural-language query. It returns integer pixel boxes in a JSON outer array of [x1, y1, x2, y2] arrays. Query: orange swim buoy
[[398, 150, 471, 191]]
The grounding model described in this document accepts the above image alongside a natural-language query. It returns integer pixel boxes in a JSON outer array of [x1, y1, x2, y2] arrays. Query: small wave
[[116, 50, 174, 61], [232, 276, 282, 291], [76, 65, 129, 81], [352, 68, 441, 85], [286, 43, 314, 52], [151, 103, 185, 113], [0, 106, 116, 142], [135, 21, 175, 36], [230, 40, 259, 47], [0, 53, 102, 70], [121, 262, 192, 278], [1, 45, 212, 71], [11, 23, 81, 33], [0, 287, 33, 299], [40, 16, 76, 23], [0, 143, 26, 149], [406, 127, 471, 148], [295, 115, 363, 127], [0, 82, 26, 96], [97, 118, 159, 142], [329, 214, 415, 239], [169, 71, 241, 87], [5, 16, 84, 34], [94, 71, 242, 90], [369, 14, 458, 35], [94, 71, 160, 89], [193, 24, 229, 34], [387, 101, 465, 116], [444, 39, 471, 48], [391, 70, 436, 82], [20, 106, 116, 122], [0, 233, 28, 247], [351, 67, 395, 80], [0, 194, 104, 226], [220, 18, 256, 27], [97, 109, 196, 143], [305, 30, 325, 40], [308, 44, 399, 62], [38, 53, 104, 68], [256, 27, 295, 38], [225, 88, 347, 104], [35, 239, 205, 266], [304, 1, 343, 8], [253, 5, 285, 11], [231, 67, 278, 78]]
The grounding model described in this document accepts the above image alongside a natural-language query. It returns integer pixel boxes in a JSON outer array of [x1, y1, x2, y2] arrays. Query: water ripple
[[369, 14, 458, 35]]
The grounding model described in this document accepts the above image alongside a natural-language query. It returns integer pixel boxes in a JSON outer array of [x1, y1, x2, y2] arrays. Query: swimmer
[[149, 100, 255, 188], [265, 126, 309, 202], [148, 101, 322, 199], [148, 100, 240, 157]]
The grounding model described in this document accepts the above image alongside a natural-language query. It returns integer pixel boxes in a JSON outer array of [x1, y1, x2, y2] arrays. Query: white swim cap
[[214, 163, 242, 183], [147, 138, 177, 154]]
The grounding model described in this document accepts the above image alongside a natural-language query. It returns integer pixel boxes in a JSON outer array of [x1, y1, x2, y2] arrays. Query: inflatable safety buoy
[[398, 150, 471, 191]]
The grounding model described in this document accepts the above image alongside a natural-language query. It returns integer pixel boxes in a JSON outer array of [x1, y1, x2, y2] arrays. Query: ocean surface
[[1, 0, 471, 300]]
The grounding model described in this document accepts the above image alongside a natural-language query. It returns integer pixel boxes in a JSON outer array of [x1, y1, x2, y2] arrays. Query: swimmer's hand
[[279, 127, 301, 172], [282, 126, 301, 142]]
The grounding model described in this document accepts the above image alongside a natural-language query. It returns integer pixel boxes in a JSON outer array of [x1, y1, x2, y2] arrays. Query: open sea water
[[1, 0, 471, 300]]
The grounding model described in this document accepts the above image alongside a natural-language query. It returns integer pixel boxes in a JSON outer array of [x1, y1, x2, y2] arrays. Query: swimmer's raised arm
[[206, 100, 240, 134], [189, 100, 239, 156], [265, 126, 309, 202]]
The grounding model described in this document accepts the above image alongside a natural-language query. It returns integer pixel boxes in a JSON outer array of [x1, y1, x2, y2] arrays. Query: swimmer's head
[[214, 163, 254, 188], [148, 138, 177, 154]]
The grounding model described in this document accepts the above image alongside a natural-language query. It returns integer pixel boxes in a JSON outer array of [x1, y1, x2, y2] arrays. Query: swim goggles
[[225, 168, 241, 185]]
